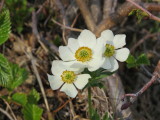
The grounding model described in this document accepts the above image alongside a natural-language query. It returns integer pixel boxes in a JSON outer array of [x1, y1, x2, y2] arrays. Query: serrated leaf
[[22, 104, 43, 120], [126, 54, 135, 64], [0, 9, 11, 45], [126, 54, 150, 68], [127, 63, 137, 68], [0, 54, 11, 87], [28, 89, 40, 104], [136, 54, 150, 65], [8, 63, 28, 90], [12, 93, 27, 106], [0, 53, 28, 90]]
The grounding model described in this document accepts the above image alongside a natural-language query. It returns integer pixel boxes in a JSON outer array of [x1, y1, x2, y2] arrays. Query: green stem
[[88, 87, 92, 118]]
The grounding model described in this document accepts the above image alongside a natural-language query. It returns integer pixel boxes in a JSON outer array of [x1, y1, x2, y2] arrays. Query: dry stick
[[26, 51, 53, 120], [0, 0, 4, 12], [32, 11, 48, 53], [90, 0, 101, 23], [53, 98, 73, 113], [94, 2, 160, 36], [0, 107, 14, 120], [4, 100, 18, 120], [126, 0, 160, 22], [51, 19, 82, 32], [70, 14, 80, 28], [76, 0, 96, 32], [54, 0, 68, 45], [121, 60, 160, 110], [130, 32, 159, 53], [103, 0, 113, 19]]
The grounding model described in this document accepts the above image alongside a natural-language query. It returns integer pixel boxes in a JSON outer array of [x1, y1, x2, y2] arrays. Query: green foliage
[[0, 53, 28, 90], [8, 63, 28, 90], [5, 0, 33, 33], [102, 112, 111, 120], [22, 104, 43, 120], [0, 9, 11, 45], [91, 109, 111, 120], [12, 93, 27, 106], [84, 68, 114, 89], [9, 89, 42, 120], [22, 89, 42, 120], [91, 109, 100, 120], [129, 9, 148, 23], [0, 54, 11, 87], [28, 89, 40, 104], [126, 54, 150, 68]]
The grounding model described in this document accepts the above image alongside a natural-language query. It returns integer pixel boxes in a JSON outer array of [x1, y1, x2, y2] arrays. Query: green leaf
[[91, 109, 100, 120], [126, 54, 150, 68], [126, 55, 135, 64], [28, 89, 40, 104], [0, 53, 28, 90], [127, 63, 137, 68], [12, 93, 27, 106], [7, 63, 28, 90], [128, 9, 148, 23], [0, 54, 11, 87], [0, 9, 11, 45], [103, 112, 111, 120], [22, 104, 43, 120], [136, 54, 150, 65]]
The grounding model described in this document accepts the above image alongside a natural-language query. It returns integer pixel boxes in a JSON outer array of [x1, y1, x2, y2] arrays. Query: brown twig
[[0, 107, 14, 120], [94, 1, 160, 36], [76, 0, 96, 31], [25, 50, 53, 120], [90, 0, 101, 23], [0, 0, 4, 12], [121, 60, 160, 110], [70, 14, 80, 28], [53, 98, 73, 113], [32, 11, 48, 53], [51, 19, 82, 32], [103, 0, 113, 19], [4, 100, 18, 120], [130, 32, 159, 53], [126, 0, 160, 22]]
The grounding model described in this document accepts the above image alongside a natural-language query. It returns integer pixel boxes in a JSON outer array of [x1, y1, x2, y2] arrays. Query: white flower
[[96, 30, 130, 72], [47, 60, 91, 98], [59, 29, 104, 71]]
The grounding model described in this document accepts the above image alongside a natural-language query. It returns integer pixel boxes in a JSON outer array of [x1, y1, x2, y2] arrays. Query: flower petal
[[94, 38, 106, 55], [100, 29, 114, 44], [74, 74, 91, 89], [113, 34, 126, 49], [78, 30, 96, 48], [88, 57, 105, 71], [114, 48, 130, 62], [51, 60, 66, 75], [69, 61, 86, 69], [59, 46, 75, 61], [108, 57, 119, 72], [60, 84, 78, 98], [101, 58, 111, 69], [47, 74, 63, 90], [68, 38, 80, 53]]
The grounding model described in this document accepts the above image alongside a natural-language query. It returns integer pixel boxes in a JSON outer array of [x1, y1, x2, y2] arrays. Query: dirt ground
[[0, 0, 160, 120]]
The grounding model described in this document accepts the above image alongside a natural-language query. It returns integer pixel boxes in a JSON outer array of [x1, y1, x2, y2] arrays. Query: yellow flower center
[[61, 70, 76, 84], [104, 44, 115, 57], [75, 47, 92, 62]]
